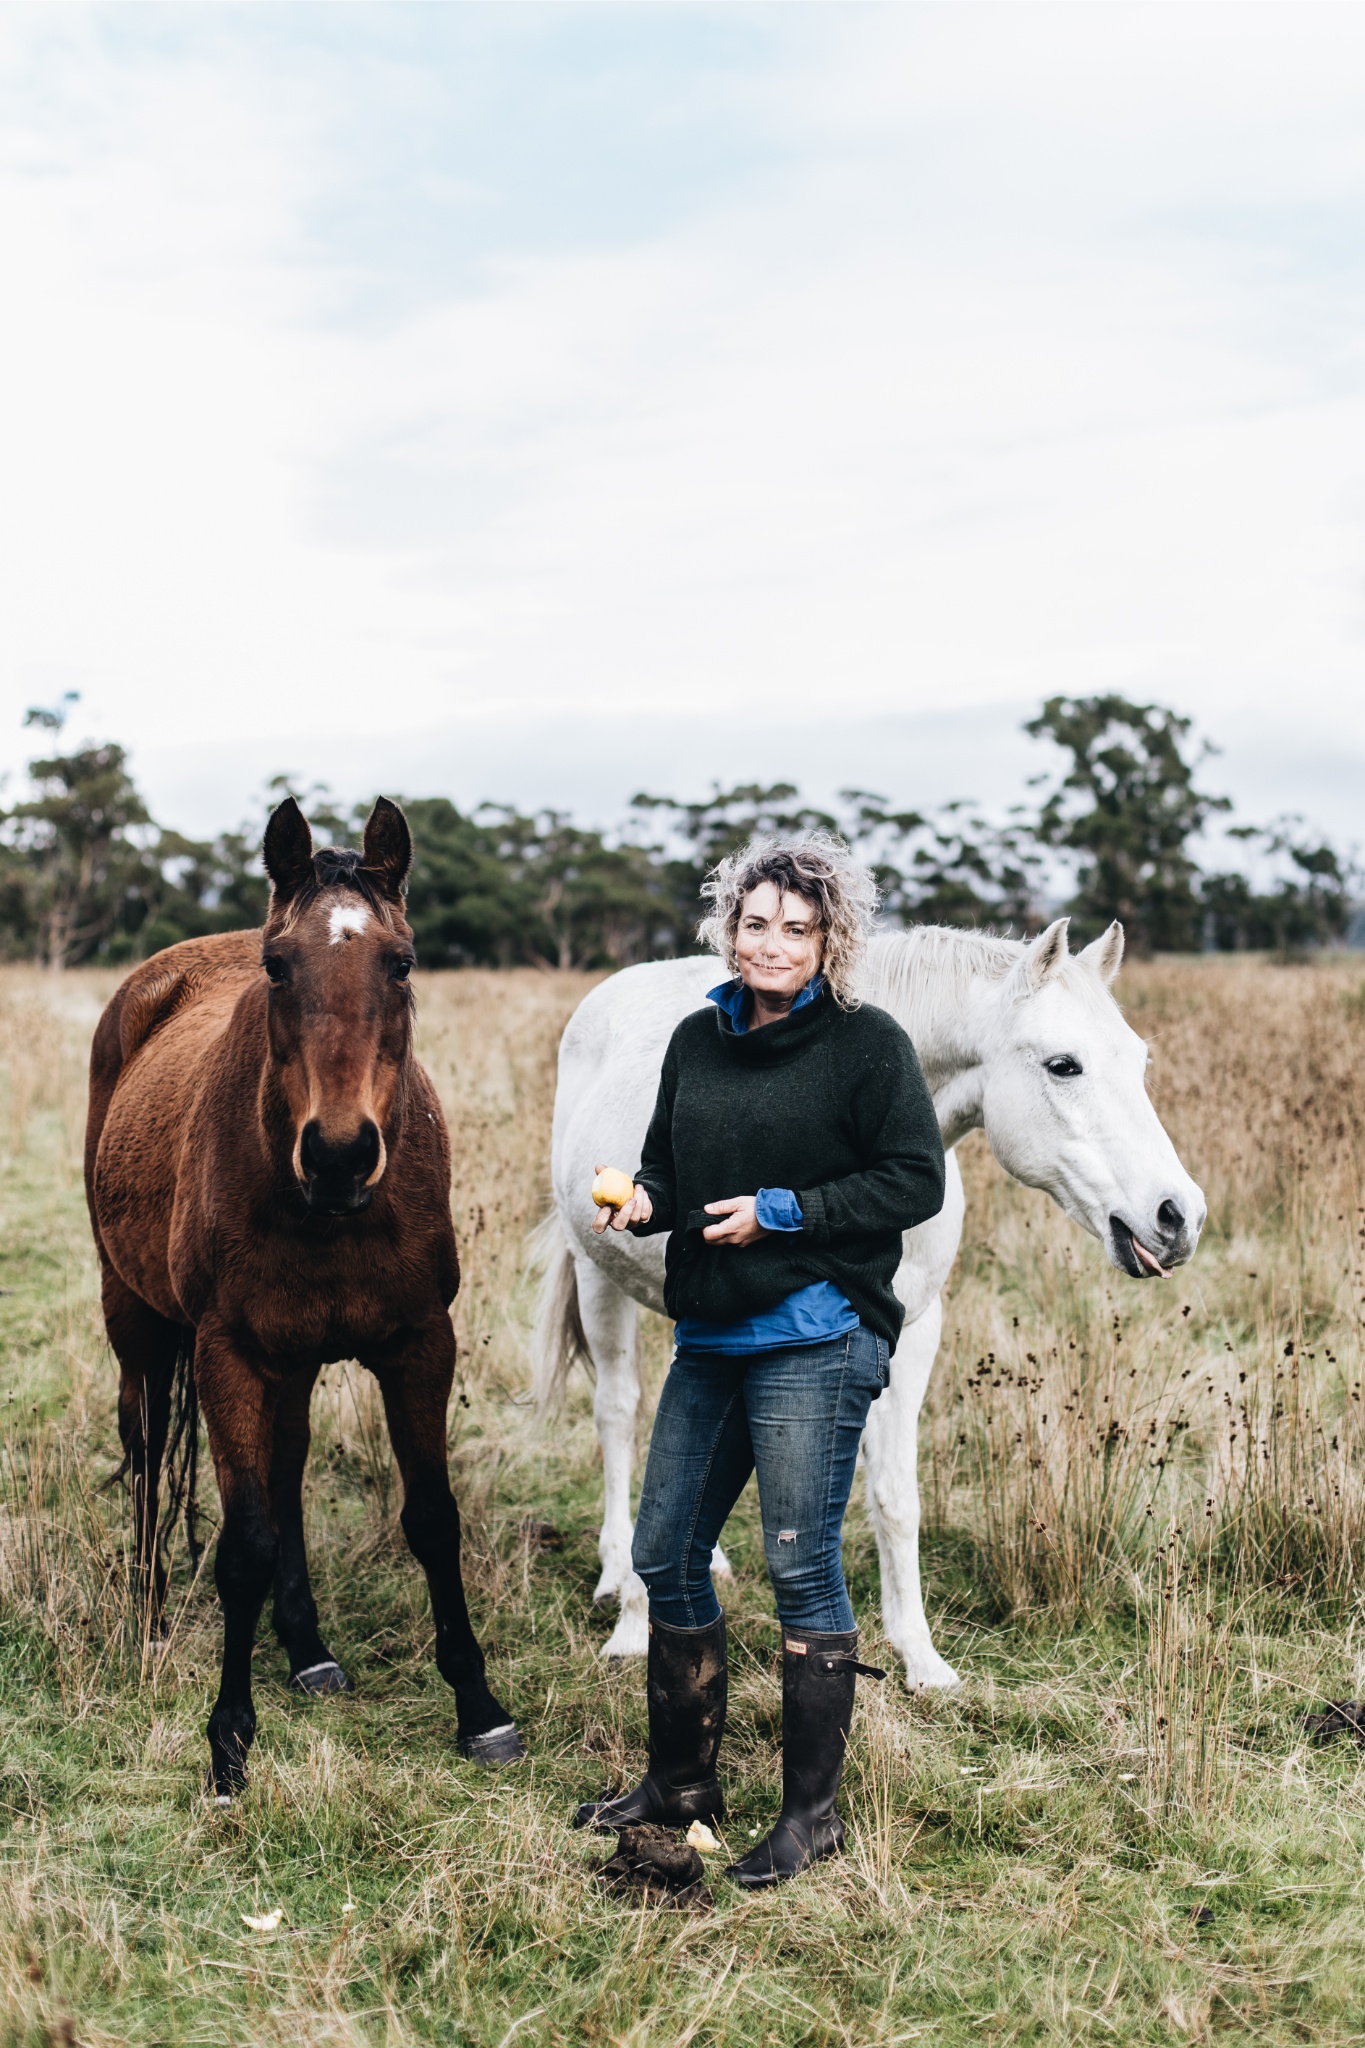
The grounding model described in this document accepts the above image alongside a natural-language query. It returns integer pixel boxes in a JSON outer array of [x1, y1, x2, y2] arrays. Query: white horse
[[534, 918, 1205, 1680]]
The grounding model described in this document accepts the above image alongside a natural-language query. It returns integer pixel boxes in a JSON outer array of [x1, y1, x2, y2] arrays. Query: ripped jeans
[[631, 1326, 890, 1633]]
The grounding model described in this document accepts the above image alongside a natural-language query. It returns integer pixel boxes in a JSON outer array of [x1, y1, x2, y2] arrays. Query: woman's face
[[733, 881, 824, 1000]]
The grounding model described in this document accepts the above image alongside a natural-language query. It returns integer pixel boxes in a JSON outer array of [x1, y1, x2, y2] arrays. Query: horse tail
[[160, 1330, 205, 1569], [529, 1214, 590, 1415]]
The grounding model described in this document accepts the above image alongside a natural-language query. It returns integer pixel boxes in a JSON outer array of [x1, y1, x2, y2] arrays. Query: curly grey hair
[[697, 832, 879, 1008]]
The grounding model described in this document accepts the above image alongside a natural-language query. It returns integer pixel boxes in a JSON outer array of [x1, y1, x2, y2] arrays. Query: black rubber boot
[[724, 1627, 883, 1889], [573, 1612, 727, 1832]]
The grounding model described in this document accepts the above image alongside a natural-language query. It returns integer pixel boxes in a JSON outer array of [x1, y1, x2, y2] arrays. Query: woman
[[575, 834, 945, 1888]]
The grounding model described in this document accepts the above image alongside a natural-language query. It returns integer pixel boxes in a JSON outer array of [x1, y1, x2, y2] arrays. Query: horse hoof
[[204, 1766, 241, 1809], [458, 1723, 526, 1767], [601, 1618, 649, 1660], [289, 1660, 353, 1696], [897, 1648, 962, 1691]]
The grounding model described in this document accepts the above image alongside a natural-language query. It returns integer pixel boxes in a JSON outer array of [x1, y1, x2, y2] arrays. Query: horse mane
[[863, 924, 1022, 1015], [274, 847, 399, 933], [862, 922, 1116, 1039]]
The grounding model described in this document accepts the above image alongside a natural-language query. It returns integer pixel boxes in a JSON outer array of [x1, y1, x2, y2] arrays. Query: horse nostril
[[351, 1121, 381, 1180], [300, 1119, 380, 1182], [1157, 1198, 1185, 1237]]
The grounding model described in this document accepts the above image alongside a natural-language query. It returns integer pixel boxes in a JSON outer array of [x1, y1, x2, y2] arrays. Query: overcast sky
[[1, 4, 1362, 843]]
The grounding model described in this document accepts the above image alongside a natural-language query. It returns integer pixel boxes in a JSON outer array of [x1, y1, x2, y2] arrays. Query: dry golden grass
[[934, 957, 1365, 1622], [0, 954, 1363, 2045]]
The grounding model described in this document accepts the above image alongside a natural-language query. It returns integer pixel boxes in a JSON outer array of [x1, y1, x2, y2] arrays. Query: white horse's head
[[973, 918, 1205, 1277]]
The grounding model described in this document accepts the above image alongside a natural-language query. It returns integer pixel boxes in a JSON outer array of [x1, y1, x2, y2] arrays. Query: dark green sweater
[[630, 988, 946, 1351]]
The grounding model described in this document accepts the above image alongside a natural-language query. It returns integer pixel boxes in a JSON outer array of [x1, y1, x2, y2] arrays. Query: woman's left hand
[[701, 1196, 770, 1247]]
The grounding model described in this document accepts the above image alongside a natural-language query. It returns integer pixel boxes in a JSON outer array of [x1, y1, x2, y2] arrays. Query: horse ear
[[1078, 920, 1124, 987], [1015, 916, 1071, 993], [262, 797, 315, 905], [362, 797, 413, 901]]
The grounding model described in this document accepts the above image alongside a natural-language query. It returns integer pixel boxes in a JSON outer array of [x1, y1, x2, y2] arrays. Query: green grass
[[2, 963, 1365, 2045]]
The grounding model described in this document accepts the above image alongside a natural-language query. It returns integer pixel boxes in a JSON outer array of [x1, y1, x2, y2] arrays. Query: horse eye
[[391, 957, 413, 982], [1046, 1055, 1082, 1079], [263, 956, 288, 985]]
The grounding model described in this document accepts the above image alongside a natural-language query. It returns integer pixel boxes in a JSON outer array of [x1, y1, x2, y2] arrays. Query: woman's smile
[[733, 879, 824, 1025]]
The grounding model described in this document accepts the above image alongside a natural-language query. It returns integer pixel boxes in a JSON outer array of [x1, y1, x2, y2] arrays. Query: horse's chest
[[251, 1278, 395, 1357], [214, 1235, 424, 1363]]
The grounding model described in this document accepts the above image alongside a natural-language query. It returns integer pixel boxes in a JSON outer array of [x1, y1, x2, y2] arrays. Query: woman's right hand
[[592, 1165, 653, 1234]]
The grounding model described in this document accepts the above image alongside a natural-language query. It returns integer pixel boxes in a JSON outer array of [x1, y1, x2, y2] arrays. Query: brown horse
[[84, 796, 523, 1800]]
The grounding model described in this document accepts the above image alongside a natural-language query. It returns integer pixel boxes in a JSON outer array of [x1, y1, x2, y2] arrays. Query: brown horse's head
[[261, 796, 417, 1216]]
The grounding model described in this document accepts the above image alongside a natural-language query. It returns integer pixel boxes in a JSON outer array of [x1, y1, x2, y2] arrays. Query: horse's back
[[550, 958, 713, 1303], [90, 932, 260, 1122], [86, 933, 262, 1305], [553, 957, 713, 1176], [557, 957, 714, 1072]]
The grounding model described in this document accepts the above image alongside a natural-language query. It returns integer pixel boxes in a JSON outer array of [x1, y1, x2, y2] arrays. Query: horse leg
[[861, 1293, 961, 1689], [268, 1366, 350, 1696], [102, 1266, 180, 1628], [574, 1259, 651, 1658], [370, 1321, 524, 1766], [196, 1339, 280, 1801]]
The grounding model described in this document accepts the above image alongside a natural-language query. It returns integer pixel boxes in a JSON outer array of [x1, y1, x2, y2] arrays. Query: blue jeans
[[631, 1325, 890, 1634]]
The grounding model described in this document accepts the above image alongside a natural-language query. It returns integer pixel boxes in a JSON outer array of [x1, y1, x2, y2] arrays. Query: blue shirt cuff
[[755, 1187, 804, 1232]]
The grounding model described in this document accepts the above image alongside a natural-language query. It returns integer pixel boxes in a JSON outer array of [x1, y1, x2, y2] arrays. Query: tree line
[[0, 693, 1354, 971]]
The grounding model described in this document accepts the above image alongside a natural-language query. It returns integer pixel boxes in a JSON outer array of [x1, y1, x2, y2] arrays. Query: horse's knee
[[869, 1483, 920, 1548], [400, 1482, 459, 1569], [593, 1379, 640, 1434], [117, 1386, 143, 1458], [117, 1365, 170, 1452], [268, 1440, 310, 1497], [215, 1487, 278, 1607]]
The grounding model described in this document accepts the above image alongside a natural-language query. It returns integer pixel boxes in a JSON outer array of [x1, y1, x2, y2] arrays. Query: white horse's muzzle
[[1107, 1189, 1204, 1278]]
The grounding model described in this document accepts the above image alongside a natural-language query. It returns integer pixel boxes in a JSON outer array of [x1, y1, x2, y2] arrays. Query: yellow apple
[[591, 1167, 636, 1210]]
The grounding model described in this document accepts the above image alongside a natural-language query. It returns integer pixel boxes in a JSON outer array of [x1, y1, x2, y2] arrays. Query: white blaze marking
[[328, 903, 370, 944]]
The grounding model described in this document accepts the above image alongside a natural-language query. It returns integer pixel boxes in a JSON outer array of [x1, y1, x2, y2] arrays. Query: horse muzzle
[[298, 1118, 383, 1216], [1108, 1191, 1204, 1279]]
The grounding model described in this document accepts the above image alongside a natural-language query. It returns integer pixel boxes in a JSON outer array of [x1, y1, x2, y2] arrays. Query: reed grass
[[1133, 1525, 1239, 1821], [0, 956, 1364, 2044]]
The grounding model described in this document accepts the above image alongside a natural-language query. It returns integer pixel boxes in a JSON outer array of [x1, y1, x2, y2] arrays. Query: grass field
[[3, 955, 1365, 2046]]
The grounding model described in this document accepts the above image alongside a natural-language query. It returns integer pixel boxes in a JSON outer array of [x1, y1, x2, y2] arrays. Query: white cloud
[[0, 6, 1362, 833]]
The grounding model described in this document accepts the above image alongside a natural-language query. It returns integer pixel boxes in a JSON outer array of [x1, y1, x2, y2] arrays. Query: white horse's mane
[[860, 922, 1117, 1046], [863, 923, 1022, 1008]]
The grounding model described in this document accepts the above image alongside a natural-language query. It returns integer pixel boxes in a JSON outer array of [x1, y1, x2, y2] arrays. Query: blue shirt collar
[[706, 975, 824, 1035]]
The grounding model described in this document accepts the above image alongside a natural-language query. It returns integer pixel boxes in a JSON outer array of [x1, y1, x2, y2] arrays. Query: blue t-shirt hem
[[675, 1281, 859, 1355]]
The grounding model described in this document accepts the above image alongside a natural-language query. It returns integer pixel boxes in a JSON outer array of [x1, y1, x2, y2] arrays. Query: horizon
[[10, 694, 1359, 880]]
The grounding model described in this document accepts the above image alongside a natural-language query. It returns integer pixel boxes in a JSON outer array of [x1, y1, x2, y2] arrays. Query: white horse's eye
[[1045, 1055, 1083, 1078]]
